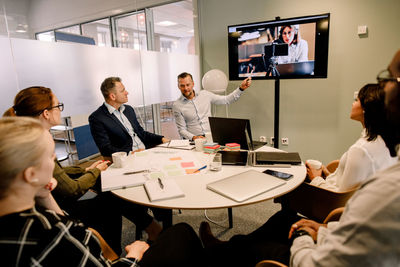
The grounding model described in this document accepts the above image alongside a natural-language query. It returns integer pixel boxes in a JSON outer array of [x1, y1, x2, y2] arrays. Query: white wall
[[198, 0, 400, 163]]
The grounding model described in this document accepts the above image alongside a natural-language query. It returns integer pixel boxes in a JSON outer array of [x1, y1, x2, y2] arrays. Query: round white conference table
[[108, 145, 306, 227]]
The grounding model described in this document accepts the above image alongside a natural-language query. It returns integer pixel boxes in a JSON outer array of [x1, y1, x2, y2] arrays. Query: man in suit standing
[[89, 77, 169, 158]]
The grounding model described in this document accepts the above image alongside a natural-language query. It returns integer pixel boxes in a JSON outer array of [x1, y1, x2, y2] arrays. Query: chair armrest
[[326, 159, 339, 173], [88, 227, 119, 261], [323, 207, 345, 224], [283, 182, 357, 222]]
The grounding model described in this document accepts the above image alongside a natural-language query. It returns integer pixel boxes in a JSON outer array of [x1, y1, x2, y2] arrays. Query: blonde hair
[[0, 117, 47, 199]]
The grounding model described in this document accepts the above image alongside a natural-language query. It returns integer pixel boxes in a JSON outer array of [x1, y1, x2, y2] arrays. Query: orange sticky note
[[170, 157, 182, 161], [185, 169, 198, 174]]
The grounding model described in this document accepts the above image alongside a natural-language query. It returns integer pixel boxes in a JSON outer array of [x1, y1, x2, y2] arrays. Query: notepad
[[144, 179, 185, 202], [207, 170, 286, 202], [101, 171, 146, 191]]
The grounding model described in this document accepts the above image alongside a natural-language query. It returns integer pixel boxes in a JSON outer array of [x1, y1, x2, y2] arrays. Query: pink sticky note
[[181, 162, 195, 168]]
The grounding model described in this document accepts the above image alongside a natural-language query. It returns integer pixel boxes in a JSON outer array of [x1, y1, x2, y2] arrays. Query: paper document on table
[[144, 178, 185, 202], [169, 139, 190, 147], [101, 167, 147, 191], [158, 140, 194, 150]]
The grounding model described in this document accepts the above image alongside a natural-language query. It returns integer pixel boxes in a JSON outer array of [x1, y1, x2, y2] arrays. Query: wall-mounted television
[[228, 13, 330, 80]]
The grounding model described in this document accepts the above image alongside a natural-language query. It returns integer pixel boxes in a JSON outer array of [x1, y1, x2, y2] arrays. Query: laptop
[[208, 117, 266, 151], [220, 150, 248, 166], [251, 151, 302, 167], [207, 169, 286, 202]]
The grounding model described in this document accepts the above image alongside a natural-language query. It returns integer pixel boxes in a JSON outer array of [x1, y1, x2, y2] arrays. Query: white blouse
[[310, 131, 397, 191]]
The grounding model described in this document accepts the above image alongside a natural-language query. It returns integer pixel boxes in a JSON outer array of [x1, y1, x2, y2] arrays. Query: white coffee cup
[[307, 159, 322, 170], [112, 152, 127, 168], [195, 138, 206, 152], [205, 132, 213, 143]]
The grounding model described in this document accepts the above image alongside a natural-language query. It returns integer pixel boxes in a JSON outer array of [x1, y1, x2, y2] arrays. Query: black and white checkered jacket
[[0, 206, 138, 267]]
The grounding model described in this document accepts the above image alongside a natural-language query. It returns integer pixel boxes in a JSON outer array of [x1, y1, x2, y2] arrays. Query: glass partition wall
[[0, 0, 199, 162]]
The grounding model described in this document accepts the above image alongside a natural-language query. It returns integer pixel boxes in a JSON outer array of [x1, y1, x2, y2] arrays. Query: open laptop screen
[[208, 117, 253, 150]]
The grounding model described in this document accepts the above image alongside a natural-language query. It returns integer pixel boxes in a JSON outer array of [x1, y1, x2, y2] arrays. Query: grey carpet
[[120, 199, 281, 255]]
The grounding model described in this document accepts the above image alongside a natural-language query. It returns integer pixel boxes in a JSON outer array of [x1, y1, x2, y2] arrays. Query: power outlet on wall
[[281, 137, 289, 146]]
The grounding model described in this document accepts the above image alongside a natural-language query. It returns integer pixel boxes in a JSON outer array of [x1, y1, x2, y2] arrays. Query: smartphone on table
[[263, 169, 293, 180]]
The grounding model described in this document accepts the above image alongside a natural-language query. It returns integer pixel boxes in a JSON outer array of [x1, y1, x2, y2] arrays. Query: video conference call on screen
[[227, 13, 330, 80]]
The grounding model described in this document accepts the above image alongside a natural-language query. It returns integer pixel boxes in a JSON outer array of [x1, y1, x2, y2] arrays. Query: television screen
[[228, 13, 330, 80]]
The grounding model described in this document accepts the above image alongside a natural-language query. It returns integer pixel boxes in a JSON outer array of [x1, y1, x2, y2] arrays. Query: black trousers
[[140, 223, 205, 267], [60, 192, 154, 255], [205, 210, 301, 267]]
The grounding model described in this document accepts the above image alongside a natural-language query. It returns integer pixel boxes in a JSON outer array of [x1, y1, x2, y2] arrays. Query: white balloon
[[202, 69, 228, 94]]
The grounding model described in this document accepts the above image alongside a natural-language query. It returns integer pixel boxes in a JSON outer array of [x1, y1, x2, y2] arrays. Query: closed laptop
[[255, 152, 301, 165], [206, 169, 286, 202]]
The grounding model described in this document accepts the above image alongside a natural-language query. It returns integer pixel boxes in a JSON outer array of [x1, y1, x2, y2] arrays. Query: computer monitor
[[208, 117, 254, 150]]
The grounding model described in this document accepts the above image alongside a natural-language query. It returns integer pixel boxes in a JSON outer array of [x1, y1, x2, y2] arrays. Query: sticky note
[[169, 157, 182, 161], [181, 162, 195, 168], [164, 164, 178, 170], [185, 169, 198, 174]]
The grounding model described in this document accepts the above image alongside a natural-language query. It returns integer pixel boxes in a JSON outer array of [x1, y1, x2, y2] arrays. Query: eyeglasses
[[37, 103, 64, 116], [282, 31, 292, 36], [49, 103, 64, 111], [376, 69, 400, 86]]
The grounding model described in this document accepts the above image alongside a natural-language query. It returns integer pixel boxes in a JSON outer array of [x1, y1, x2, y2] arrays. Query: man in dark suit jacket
[[89, 76, 172, 229], [89, 77, 169, 158]]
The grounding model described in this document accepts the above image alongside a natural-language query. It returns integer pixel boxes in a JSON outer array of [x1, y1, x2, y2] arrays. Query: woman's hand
[[306, 162, 322, 181], [125, 240, 149, 260], [85, 160, 110, 172]]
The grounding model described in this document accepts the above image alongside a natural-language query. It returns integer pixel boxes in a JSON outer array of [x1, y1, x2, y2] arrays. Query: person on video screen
[[276, 25, 308, 64]]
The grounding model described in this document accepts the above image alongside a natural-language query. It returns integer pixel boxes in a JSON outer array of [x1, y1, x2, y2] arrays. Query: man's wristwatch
[[291, 229, 311, 241]]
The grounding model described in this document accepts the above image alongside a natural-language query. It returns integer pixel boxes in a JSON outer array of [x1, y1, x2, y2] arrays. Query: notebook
[[206, 170, 286, 202], [101, 170, 146, 192], [144, 178, 185, 202]]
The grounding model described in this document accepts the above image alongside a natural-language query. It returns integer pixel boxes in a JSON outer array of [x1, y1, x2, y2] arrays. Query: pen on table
[[158, 177, 164, 189], [194, 165, 207, 173], [123, 170, 149, 175]]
